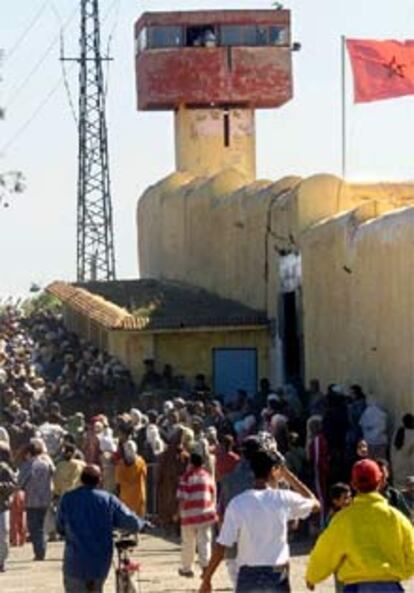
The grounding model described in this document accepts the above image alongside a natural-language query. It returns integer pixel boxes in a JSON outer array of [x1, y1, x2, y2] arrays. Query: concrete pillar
[[174, 106, 256, 180]]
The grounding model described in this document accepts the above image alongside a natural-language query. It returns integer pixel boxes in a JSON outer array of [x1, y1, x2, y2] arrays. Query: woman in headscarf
[[145, 424, 165, 462], [129, 408, 147, 452], [115, 440, 147, 517], [391, 413, 414, 488], [98, 430, 117, 493], [143, 424, 165, 517], [306, 415, 330, 527], [156, 428, 189, 530], [84, 420, 102, 466]]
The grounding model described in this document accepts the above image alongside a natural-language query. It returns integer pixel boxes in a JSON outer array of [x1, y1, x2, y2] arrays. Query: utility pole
[[76, 0, 116, 282]]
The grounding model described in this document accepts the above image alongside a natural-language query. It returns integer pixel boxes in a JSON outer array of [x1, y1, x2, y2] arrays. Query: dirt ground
[[1, 534, 336, 593], [2, 534, 413, 593]]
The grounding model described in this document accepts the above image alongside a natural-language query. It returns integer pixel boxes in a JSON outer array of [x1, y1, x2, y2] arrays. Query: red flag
[[346, 39, 414, 103]]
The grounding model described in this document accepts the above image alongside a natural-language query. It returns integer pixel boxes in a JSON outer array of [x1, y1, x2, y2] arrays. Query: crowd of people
[[0, 305, 413, 592]]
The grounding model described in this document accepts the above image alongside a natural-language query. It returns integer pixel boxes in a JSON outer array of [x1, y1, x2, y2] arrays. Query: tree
[[0, 171, 25, 208], [21, 291, 62, 315]]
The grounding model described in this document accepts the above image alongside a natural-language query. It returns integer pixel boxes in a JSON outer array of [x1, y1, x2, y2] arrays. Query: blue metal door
[[213, 348, 257, 402]]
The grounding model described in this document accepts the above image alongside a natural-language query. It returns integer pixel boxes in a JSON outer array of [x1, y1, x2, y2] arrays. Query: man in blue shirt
[[57, 464, 144, 593]]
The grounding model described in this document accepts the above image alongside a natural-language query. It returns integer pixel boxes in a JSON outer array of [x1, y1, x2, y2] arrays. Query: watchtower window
[[186, 25, 217, 47], [269, 26, 288, 45], [220, 25, 257, 47], [137, 23, 289, 52], [220, 24, 288, 47], [256, 26, 268, 45], [147, 26, 183, 49]]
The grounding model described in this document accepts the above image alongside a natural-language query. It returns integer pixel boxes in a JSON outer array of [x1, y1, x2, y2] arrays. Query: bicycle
[[114, 535, 141, 593]]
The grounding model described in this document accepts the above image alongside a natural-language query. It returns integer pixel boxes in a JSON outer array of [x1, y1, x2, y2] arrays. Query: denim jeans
[[236, 566, 291, 593], [27, 507, 48, 560], [344, 584, 403, 593], [64, 574, 105, 593]]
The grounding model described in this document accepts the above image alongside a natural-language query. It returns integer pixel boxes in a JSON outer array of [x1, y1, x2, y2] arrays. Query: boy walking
[[200, 449, 320, 593], [177, 452, 217, 578]]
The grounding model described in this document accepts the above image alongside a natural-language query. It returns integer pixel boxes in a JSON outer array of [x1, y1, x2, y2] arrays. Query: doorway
[[280, 291, 301, 382]]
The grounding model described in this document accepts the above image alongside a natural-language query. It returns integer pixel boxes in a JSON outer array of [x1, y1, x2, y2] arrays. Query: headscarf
[[130, 408, 143, 428], [123, 440, 137, 464], [0, 427, 10, 444], [99, 432, 117, 454], [163, 401, 174, 415], [146, 424, 165, 455]]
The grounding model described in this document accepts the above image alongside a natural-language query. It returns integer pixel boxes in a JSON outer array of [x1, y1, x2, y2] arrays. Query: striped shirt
[[177, 467, 217, 527]]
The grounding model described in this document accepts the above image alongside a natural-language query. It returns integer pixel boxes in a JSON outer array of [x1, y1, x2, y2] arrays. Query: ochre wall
[[152, 328, 268, 387], [175, 107, 256, 179], [107, 331, 155, 383], [138, 172, 414, 315], [61, 305, 268, 388], [115, 327, 268, 388], [137, 169, 414, 400], [137, 168, 300, 310], [301, 202, 414, 421]]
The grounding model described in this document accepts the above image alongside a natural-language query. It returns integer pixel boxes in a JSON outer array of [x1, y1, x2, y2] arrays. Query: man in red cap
[[306, 459, 414, 592]]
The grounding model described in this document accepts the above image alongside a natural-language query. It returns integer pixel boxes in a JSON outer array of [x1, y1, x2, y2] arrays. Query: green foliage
[[21, 291, 62, 315]]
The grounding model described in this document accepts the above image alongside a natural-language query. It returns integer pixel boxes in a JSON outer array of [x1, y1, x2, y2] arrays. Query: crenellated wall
[[137, 169, 414, 400], [138, 172, 412, 313], [301, 201, 414, 420]]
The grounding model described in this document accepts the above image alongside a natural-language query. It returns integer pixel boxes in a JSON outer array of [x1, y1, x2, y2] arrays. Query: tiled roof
[[47, 279, 268, 331], [47, 281, 138, 329]]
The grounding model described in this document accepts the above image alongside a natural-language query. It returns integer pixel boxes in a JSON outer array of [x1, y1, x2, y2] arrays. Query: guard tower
[[134, 10, 294, 180]]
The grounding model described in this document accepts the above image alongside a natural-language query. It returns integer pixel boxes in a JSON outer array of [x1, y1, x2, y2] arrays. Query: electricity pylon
[[76, 0, 116, 281]]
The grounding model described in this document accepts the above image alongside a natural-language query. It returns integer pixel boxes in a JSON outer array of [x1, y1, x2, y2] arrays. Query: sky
[[0, 0, 413, 298]]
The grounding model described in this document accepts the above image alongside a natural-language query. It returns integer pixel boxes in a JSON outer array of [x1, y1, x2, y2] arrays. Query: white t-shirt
[[217, 488, 314, 568]]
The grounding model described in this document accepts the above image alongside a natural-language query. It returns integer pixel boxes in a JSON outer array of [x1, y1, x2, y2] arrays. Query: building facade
[[49, 8, 414, 416], [134, 9, 414, 417]]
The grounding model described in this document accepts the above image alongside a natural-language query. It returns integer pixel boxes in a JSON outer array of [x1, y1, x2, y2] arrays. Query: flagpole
[[341, 35, 347, 178]]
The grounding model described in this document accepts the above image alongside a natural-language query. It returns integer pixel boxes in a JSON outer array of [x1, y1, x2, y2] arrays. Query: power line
[[51, 1, 79, 126], [60, 0, 123, 120], [1, 0, 123, 156], [4, 5, 78, 111], [60, 33, 78, 125], [5, 0, 51, 64], [0, 64, 76, 156], [104, 0, 123, 97]]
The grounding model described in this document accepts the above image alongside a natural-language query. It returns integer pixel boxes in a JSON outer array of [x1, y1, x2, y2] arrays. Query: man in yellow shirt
[[54, 445, 86, 497], [306, 459, 414, 593]]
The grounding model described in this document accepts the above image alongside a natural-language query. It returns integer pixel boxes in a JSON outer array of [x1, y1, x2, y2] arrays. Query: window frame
[[146, 25, 185, 50], [136, 23, 289, 52]]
